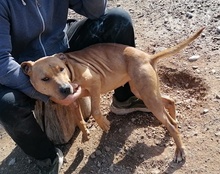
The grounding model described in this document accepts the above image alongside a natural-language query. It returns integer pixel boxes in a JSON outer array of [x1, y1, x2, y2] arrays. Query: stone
[[188, 55, 200, 62]]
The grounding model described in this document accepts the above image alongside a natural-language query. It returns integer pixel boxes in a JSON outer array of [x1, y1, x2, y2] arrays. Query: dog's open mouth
[[73, 84, 81, 95], [64, 84, 82, 102]]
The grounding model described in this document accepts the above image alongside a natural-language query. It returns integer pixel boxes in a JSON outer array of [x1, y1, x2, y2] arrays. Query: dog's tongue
[[64, 85, 82, 102]]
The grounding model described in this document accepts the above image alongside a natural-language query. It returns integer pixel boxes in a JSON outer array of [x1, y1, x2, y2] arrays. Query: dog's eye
[[41, 77, 50, 81], [60, 67, 64, 72]]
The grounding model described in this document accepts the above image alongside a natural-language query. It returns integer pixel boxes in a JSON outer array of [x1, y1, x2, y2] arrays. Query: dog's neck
[[65, 62, 73, 82], [66, 58, 90, 84]]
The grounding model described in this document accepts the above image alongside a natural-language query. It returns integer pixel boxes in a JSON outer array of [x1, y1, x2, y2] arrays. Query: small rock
[[202, 109, 209, 114], [137, 14, 144, 18], [196, 69, 201, 73], [109, 165, 114, 172], [154, 139, 161, 145], [63, 158, 68, 163], [151, 168, 161, 174], [8, 158, 16, 166], [95, 150, 102, 156], [90, 153, 96, 159], [211, 69, 216, 74], [215, 132, 220, 137], [186, 12, 193, 18], [116, 3, 121, 7], [140, 154, 144, 158], [217, 26, 220, 34], [201, 33, 206, 37], [190, 8, 195, 13], [216, 94, 220, 99], [188, 55, 200, 62], [169, 141, 174, 146], [131, 118, 136, 122], [105, 146, 111, 152], [97, 162, 101, 168], [192, 66, 199, 70]]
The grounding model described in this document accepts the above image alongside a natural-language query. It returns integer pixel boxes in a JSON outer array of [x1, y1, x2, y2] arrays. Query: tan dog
[[21, 28, 204, 162]]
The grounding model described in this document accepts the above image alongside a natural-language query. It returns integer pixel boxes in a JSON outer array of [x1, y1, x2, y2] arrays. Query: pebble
[[192, 66, 199, 70], [211, 69, 216, 74], [186, 12, 193, 18], [105, 146, 111, 152], [201, 32, 206, 37], [196, 69, 201, 73], [140, 154, 144, 158], [8, 158, 16, 166], [215, 131, 220, 137], [151, 168, 161, 174], [116, 3, 121, 7], [216, 94, 220, 99], [95, 150, 102, 156], [202, 109, 209, 114], [217, 26, 220, 34], [131, 118, 136, 122], [188, 55, 200, 62], [97, 162, 101, 168], [190, 8, 195, 13], [109, 165, 114, 172], [63, 158, 68, 163], [90, 153, 96, 159]]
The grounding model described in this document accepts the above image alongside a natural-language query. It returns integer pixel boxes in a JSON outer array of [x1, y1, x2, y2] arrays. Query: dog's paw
[[173, 147, 186, 163], [97, 117, 110, 132], [81, 129, 90, 143]]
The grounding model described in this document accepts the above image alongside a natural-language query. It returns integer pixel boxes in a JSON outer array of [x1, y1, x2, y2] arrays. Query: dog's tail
[[150, 27, 205, 66]]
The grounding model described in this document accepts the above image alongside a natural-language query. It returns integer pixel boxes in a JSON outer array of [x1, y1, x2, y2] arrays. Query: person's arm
[[69, 0, 107, 19], [0, 5, 49, 102]]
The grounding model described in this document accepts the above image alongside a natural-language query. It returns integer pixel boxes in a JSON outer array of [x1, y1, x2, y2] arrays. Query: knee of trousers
[[0, 87, 36, 124], [101, 8, 135, 46], [105, 8, 133, 27]]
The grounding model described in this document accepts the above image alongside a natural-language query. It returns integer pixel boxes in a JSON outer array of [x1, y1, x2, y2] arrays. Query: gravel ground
[[1, 0, 220, 174]]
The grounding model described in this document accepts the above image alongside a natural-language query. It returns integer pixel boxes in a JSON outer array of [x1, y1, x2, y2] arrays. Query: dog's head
[[21, 53, 81, 100]]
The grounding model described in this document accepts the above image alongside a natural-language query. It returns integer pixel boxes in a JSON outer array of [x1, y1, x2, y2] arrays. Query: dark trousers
[[0, 8, 135, 161]]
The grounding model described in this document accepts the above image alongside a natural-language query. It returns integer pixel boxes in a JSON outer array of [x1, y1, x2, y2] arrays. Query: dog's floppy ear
[[21, 61, 34, 76], [57, 53, 68, 63], [57, 53, 68, 64]]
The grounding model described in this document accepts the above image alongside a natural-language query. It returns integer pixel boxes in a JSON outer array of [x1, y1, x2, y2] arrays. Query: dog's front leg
[[69, 101, 90, 142], [90, 94, 110, 132]]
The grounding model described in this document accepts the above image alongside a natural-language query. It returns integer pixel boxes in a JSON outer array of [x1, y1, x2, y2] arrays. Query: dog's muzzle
[[59, 83, 73, 96]]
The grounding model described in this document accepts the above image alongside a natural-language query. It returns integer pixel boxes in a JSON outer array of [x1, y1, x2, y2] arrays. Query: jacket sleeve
[[0, 5, 49, 103], [69, 0, 107, 19]]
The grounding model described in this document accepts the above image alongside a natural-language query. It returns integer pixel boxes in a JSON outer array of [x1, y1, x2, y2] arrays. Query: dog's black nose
[[59, 84, 72, 95]]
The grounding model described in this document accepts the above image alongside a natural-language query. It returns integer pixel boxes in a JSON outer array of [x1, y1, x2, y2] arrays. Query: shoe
[[37, 148, 63, 174], [110, 96, 151, 115]]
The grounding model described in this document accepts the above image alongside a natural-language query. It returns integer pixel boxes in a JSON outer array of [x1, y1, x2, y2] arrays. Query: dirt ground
[[0, 0, 220, 174]]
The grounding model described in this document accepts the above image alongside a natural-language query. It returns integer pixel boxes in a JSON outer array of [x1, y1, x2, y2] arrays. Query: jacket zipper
[[21, 0, 26, 5], [35, 0, 47, 56]]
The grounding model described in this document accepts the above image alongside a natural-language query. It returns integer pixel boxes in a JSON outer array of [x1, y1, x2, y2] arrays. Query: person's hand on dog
[[50, 96, 77, 106], [49, 83, 82, 106]]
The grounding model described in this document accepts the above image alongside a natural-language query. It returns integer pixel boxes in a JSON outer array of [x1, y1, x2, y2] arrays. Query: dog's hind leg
[[144, 94, 185, 162], [129, 66, 185, 162], [162, 95, 177, 123], [142, 91, 185, 162]]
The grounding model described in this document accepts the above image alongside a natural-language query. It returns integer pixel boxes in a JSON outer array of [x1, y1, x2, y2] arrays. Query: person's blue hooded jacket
[[0, 0, 107, 102]]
